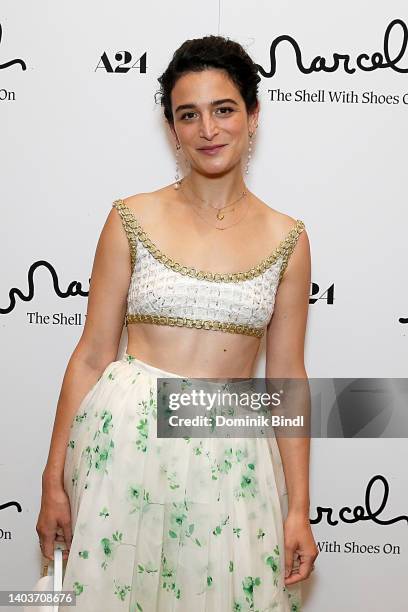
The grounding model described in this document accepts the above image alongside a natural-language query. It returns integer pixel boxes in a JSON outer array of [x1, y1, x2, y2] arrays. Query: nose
[[199, 111, 219, 140]]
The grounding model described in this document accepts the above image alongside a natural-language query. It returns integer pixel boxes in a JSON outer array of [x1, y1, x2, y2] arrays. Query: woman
[[37, 35, 317, 611]]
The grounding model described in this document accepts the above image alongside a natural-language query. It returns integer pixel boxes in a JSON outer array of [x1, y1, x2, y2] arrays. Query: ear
[[168, 122, 179, 145], [249, 102, 260, 135]]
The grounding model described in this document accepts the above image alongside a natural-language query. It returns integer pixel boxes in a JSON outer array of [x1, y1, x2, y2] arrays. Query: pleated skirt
[[60, 352, 302, 611]]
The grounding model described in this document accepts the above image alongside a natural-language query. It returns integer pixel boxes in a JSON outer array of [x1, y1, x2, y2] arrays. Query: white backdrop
[[1, 1, 407, 610]]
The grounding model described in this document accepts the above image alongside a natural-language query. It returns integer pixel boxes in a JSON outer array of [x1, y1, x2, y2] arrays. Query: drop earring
[[174, 142, 182, 189], [245, 131, 254, 176]]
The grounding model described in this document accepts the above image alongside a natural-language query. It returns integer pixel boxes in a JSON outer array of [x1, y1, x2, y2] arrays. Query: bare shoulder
[[120, 184, 174, 224], [262, 200, 310, 283], [250, 194, 308, 244], [120, 191, 155, 221]]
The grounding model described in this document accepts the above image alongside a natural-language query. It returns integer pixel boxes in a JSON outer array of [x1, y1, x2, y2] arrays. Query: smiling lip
[[197, 144, 227, 154]]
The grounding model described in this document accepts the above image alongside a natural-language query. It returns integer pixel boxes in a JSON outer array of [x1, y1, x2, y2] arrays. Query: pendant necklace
[[179, 178, 250, 231], [180, 178, 247, 221]]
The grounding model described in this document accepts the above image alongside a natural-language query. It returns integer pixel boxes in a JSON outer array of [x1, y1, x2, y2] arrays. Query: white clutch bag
[[23, 546, 66, 612]]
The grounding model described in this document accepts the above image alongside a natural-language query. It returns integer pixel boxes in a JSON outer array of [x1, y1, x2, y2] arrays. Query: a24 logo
[[95, 51, 147, 73]]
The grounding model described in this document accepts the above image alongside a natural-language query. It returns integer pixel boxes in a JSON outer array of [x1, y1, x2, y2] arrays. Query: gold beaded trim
[[112, 199, 305, 282], [278, 225, 305, 282], [113, 200, 138, 272], [126, 313, 265, 338]]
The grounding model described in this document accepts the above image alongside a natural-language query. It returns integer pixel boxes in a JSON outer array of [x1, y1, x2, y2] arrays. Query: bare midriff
[[126, 323, 262, 378]]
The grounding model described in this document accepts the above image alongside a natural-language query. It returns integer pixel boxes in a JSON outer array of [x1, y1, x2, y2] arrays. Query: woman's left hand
[[283, 511, 319, 585]]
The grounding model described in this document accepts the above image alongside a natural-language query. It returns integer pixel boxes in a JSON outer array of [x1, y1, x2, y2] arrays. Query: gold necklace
[[180, 178, 248, 221], [187, 190, 251, 231]]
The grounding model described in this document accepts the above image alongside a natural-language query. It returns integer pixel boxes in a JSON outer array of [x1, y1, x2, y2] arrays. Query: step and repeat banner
[[1, 1, 407, 610]]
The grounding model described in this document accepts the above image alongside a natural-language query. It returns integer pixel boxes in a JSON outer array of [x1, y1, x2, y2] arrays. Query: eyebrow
[[174, 98, 239, 114]]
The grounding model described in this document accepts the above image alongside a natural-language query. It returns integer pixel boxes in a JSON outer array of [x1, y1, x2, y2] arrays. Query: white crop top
[[112, 199, 305, 338]]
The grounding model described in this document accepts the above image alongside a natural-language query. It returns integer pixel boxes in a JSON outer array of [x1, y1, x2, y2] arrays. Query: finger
[[42, 533, 57, 561], [285, 557, 314, 585], [55, 526, 67, 548], [291, 552, 301, 571], [284, 547, 294, 579], [62, 523, 73, 556]]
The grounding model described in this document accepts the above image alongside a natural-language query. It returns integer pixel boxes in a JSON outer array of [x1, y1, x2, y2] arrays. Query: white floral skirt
[[61, 352, 302, 611]]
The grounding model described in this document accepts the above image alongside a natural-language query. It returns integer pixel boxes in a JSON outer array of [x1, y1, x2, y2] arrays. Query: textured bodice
[[112, 199, 305, 338]]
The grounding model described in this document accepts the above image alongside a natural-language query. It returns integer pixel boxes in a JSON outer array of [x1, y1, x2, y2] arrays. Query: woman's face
[[170, 68, 259, 177]]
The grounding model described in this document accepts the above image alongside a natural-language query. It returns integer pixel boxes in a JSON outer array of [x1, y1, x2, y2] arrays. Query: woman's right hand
[[36, 480, 72, 562]]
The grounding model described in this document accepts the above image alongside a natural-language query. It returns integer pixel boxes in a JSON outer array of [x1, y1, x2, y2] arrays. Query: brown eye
[[216, 107, 234, 115], [180, 112, 196, 120]]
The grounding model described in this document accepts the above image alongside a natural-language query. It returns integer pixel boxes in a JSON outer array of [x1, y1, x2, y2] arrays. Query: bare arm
[[265, 222, 318, 585], [265, 224, 311, 516], [42, 204, 132, 487]]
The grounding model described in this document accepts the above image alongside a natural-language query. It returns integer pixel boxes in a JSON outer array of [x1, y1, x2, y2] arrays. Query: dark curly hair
[[155, 35, 261, 126]]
